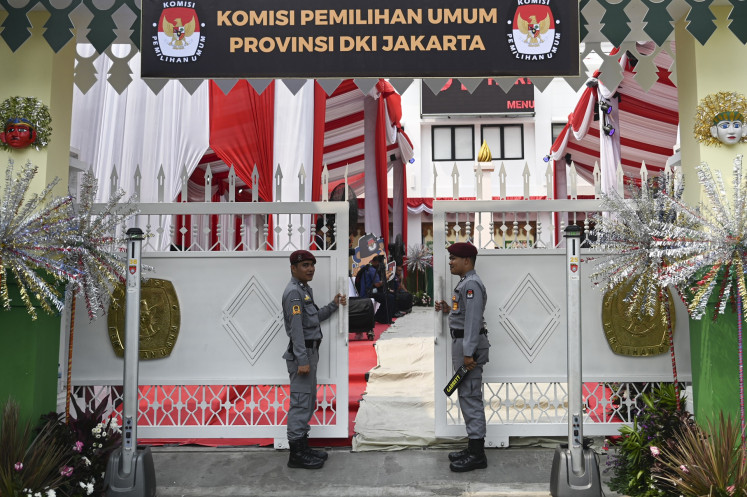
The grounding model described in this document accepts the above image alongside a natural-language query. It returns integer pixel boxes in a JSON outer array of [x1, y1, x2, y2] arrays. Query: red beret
[[290, 250, 316, 264], [447, 242, 477, 258]]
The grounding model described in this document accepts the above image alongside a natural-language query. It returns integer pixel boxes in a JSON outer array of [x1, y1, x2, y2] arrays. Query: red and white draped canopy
[[548, 43, 678, 192]]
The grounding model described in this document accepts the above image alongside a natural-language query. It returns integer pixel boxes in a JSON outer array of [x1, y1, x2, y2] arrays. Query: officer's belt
[[450, 328, 487, 339], [305, 339, 322, 349]]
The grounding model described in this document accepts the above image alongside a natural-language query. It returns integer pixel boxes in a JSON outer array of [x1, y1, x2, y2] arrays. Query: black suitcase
[[395, 290, 413, 313], [348, 296, 375, 340]]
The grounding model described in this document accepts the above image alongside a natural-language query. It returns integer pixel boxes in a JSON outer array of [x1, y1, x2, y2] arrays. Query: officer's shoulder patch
[[292, 305, 301, 315], [466, 289, 474, 299]]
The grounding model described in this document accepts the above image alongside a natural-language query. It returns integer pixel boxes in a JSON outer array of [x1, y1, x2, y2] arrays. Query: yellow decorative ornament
[[477, 140, 492, 162], [108, 278, 180, 360], [693, 91, 747, 147], [602, 280, 675, 357]]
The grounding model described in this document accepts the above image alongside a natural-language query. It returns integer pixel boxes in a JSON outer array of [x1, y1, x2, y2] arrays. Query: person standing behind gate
[[434, 242, 490, 472], [282, 250, 346, 469]]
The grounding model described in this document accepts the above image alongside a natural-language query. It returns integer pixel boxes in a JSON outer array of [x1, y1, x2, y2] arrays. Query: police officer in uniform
[[282, 250, 346, 469], [435, 242, 490, 472]]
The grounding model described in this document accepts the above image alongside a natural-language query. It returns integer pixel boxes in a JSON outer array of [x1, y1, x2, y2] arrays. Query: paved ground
[[150, 307, 620, 496], [151, 445, 617, 497]]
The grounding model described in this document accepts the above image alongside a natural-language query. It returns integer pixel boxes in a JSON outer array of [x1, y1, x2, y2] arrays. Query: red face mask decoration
[[1, 120, 37, 149]]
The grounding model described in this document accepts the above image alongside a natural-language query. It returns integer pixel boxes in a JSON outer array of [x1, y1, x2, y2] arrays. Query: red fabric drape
[[376, 80, 411, 251], [209, 80, 275, 201], [401, 175, 411, 249], [209, 80, 275, 247]]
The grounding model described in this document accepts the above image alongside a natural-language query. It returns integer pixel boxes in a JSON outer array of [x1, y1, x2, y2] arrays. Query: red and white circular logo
[[156, 6, 202, 59], [508, 1, 561, 59]]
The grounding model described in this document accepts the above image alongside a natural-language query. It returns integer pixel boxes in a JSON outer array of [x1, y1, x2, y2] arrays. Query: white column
[[474, 161, 495, 249]]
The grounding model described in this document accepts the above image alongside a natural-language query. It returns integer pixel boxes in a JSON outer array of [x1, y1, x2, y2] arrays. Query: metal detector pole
[[565, 225, 584, 475], [104, 227, 156, 497], [122, 227, 144, 474], [549, 225, 601, 497]]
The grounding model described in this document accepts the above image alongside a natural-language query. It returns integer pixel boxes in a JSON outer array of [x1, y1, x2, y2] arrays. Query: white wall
[[398, 79, 584, 201]]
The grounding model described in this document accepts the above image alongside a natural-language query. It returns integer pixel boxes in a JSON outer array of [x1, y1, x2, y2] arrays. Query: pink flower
[[73, 441, 84, 452], [60, 465, 74, 477], [727, 485, 735, 495], [679, 464, 689, 473], [649, 446, 660, 457], [14, 462, 23, 471]]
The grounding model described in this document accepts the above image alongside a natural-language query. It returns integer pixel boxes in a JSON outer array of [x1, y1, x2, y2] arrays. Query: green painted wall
[[688, 306, 740, 424], [0, 280, 61, 426], [0, 11, 74, 428]]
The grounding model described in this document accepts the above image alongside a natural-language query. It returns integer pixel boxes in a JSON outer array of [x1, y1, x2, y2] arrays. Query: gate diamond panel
[[222, 275, 284, 365], [498, 272, 561, 363]]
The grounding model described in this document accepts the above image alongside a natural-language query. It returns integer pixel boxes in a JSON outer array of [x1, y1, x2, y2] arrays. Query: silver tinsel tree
[[0, 159, 137, 319], [589, 155, 747, 321], [588, 168, 688, 319], [406, 244, 432, 293]]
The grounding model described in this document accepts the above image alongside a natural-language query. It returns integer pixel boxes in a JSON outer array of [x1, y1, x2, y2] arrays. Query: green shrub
[[656, 412, 747, 497], [606, 384, 692, 497], [0, 398, 121, 497], [0, 399, 71, 497]]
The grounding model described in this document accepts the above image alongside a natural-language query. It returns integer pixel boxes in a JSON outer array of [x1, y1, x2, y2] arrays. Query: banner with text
[[422, 78, 535, 115], [142, 0, 579, 79]]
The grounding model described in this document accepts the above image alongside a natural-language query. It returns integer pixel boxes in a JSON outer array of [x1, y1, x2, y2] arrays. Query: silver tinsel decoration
[[588, 168, 688, 319], [590, 155, 747, 321], [656, 155, 747, 320], [65, 169, 138, 320], [0, 159, 137, 320], [405, 244, 433, 274]]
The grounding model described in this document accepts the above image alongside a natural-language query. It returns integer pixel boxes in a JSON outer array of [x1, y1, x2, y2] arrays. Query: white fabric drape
[[272, 81, 315, 250], [363, 95, 381, 237], [598, 71, 623, 195], [70, 44, 210, 250]]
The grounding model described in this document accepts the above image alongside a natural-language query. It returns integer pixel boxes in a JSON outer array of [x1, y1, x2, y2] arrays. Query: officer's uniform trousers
[[448, 270, 490, 439], [281, 277, 338, 441]]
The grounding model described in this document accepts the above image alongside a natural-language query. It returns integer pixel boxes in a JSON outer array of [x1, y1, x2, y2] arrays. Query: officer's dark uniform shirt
[[448, 269, 487, 357], [282, 277, 338, 366]]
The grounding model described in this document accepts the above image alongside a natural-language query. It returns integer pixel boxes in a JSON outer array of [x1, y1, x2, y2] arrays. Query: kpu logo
[[152, 1, 206, 63], [506, 0, 562, 61]]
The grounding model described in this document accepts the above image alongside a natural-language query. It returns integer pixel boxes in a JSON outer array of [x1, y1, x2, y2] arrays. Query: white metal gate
[[67, 200, 350, 442], [432, 199, 692, 447]]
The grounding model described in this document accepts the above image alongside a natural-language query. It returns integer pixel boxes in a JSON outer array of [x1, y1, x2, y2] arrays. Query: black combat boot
[[449, 438, 488, 472], [303, 434, 329, 461], [448, 446, 469, 462], [288, 439, 324, 469]]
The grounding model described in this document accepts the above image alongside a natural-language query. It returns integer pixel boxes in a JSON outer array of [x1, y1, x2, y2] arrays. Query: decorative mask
[[0, 96, 52, 152], [694, 91, 747, 147], [710, 111, 746, 146], [1, 118, 37, 149]]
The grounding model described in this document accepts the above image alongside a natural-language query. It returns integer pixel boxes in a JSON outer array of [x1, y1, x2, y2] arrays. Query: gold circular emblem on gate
[[107, 278, 180, 360], [602, 282, 674, 357]]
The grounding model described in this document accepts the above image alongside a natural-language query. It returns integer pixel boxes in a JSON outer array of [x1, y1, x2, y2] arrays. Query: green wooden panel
[[0, 280, 61, 427], [689, 305, 740, 425]]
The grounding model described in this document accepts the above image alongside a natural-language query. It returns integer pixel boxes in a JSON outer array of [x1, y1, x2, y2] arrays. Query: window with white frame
[[551, 122, 566, 144], [480, 124, 524, 160], [432, 125, 474, 161]]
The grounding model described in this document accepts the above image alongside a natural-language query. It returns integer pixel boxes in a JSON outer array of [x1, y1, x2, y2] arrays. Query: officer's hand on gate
[[335, 293, 347, 306], [298, 364, 310, 375]]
